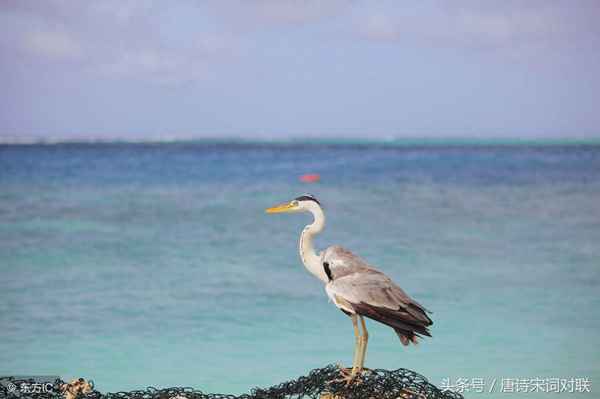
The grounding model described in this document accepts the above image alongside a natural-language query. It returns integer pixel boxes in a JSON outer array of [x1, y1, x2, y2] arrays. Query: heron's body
[[322, 245, 432, 345], [267, 194, 432, 382]]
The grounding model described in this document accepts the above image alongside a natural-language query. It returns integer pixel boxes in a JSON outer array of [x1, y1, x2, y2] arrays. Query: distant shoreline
[[1, 136, 600, 147]]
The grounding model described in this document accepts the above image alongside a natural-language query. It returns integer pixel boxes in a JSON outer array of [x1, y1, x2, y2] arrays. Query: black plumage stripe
[[322, 262, 333, 282], [294, 194, 321, 206]]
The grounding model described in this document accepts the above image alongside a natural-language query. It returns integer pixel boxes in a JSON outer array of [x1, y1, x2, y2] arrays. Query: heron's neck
[[299, 207, 328, 283]]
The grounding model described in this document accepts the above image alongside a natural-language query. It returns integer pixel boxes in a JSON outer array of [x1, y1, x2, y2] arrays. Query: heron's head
[[266, 194, 322, 214]]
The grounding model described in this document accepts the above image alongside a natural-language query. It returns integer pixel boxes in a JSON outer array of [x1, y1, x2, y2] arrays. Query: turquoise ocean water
[[1, 142, 599, 397]]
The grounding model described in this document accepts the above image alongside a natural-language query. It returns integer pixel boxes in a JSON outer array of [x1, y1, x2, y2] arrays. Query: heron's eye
[[291, 200, 299, 206]]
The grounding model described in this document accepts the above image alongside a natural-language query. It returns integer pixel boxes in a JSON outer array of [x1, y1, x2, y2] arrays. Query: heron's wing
[[323, 245, 430, 314], [324, 246, 432, 345], [328, 270, 429, 319]]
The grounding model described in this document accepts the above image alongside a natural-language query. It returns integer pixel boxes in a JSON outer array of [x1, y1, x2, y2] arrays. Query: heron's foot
[[333, 364, 363, 386], [334, 371, 358, 386]]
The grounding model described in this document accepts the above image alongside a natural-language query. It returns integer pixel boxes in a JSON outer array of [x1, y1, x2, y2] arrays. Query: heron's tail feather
[[352, 302, 432, 346], [395, 329, 419, 346]]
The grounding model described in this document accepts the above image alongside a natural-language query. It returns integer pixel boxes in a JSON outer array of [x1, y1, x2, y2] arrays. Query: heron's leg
[[351, 313, 361, 374], [356, 316, 369, 372], [338, 313, 361, 381]]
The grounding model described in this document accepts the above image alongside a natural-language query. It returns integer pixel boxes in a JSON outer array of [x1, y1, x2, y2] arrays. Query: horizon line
[[2, 134, 600, 146]]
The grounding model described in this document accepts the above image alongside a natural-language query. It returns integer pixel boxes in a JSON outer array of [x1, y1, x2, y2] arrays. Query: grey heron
[[266, 194, 432, 383]]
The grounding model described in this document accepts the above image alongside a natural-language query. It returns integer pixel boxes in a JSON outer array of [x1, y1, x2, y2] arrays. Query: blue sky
[[1, 1, 599, 140]]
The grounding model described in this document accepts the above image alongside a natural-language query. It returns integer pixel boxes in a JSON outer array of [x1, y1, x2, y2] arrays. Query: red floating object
[[300, 173, 320, 183]]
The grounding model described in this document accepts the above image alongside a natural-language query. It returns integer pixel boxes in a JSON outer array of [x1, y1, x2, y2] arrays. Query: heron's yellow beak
[[266, 202, 296, 213]]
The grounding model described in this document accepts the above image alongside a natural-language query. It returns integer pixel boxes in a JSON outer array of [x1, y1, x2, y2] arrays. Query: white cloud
[[3, 0, 599, 84], [250, 0, 348, 25], [354, 2, 600, 52], [360, 14, 401, 42], [2, 0, 350, 85], [22, 30, 82, 60], [1, 1, 239, 84], [95, 47, 212, 85], [204, 0, 351, 31]]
